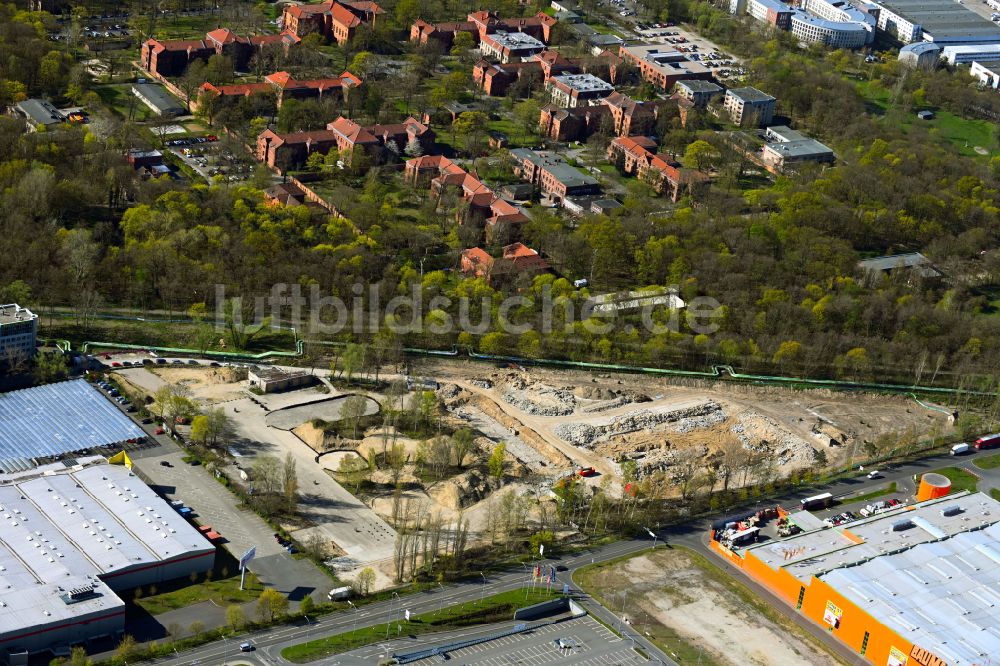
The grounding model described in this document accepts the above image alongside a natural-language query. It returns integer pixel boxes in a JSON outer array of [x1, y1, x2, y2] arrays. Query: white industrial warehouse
[[0, 458, 215, 663]]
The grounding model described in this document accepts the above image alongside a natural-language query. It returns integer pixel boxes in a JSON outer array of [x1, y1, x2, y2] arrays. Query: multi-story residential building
[[673, 80, 724, 108], [723, 87, 776, 127], [0, 304, 38, 361], [479, 31, 547, 62], [617, 44, 713, 91], [546, 73, 614, 107], [282, 0, 383, 43], [410, 11, 556, 49], [257, 116, 433, 172], [538, 91, 664, 141], [508, 149, 599, 203], [200, 70, 361, 109], [759, 125, 836, 170], [141, 29, 300, 77], [607, 136, 709, 202]]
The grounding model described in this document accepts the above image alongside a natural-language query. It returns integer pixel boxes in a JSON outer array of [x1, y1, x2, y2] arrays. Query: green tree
[[115, 634, 136, 661], [529, 530, 554, 556], [191, 414, 209, 445], [299, 594, 315, 615], [34, 352, 68, 385], [354, 566, 376, 595], [69, 646, 91, 666], [451, 31, 475, 57], [226, 604, 246, 631], [682, 140, 719, 171], [256, 588, 289, 623], [488, 442, 506, 482]]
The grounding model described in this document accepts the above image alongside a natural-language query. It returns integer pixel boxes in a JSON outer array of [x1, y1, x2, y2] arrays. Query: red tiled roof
[[330, 2, 362, 28], [265, 71, 294, 88], [341, 0, 384, 15], [327, 116, 378, 144], [148, 38, 208, 52], [614, 135, 658, 155], [203, 81, 270, 96], [206, 28, 244, 45], [267, 129, 339, 145], [503, 242, 536, 259]]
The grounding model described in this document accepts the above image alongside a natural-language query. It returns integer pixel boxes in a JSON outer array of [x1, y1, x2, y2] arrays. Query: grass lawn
[[132, 555, 263, 615], [281, 588, 559, 663], [991, 488, 1000, 502], [844, 481, 897, 505], [93, 84, 157, 122], [930, 466, 979, 493], [974, 452, 1000, 470]]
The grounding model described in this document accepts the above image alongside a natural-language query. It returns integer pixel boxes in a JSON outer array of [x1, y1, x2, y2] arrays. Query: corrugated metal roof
[[0, 380, 146, 474]]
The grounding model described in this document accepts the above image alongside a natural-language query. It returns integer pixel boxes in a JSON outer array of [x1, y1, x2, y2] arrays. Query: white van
[[867, 470, 881, 479]]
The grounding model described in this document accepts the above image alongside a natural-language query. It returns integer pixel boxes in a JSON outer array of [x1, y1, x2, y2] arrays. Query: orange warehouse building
[[711, 491, 1000, 666]]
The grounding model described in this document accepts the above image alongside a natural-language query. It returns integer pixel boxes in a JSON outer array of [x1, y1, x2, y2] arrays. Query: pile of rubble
[[730, 410, 816, 467], [501, 377, 577, 416], [555, 401, 724, 446]]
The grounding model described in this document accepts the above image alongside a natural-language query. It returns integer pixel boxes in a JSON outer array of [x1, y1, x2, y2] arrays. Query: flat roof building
[[131, 82, 185, 116], [872, 0, 1000, 44], [942, 42, 1000, 64], [13, 99, 66, 131], [724, 87, 777, 126], [479, 31, 546, 63], [0, 459, 214, 661], [547, 73, 614, 107], [618, 44, 713, 91], [970, 58, 1000, 88], [0, 304, 37, 363], [760, 125, 835, 170], [717, 491, 1000, 666], [509, 148, 599, 203]]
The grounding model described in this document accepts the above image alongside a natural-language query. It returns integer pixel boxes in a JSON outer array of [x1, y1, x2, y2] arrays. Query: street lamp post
[[386, 592, 399, 640], [348, 600, 359, 635], [436, 582, 445, 614], [480, 572, 487, 603]]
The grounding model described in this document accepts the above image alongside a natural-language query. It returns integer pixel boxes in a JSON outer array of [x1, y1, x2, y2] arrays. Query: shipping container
[[973, 434, 1000, 450]]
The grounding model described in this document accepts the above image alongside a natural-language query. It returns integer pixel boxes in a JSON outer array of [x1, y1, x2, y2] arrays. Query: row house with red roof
[[199, 70, 361, 109], [141, 28, 300, 78], [282, 0, 383, 43], [257, 116, 433, 173], [607, 136, 709, 202]]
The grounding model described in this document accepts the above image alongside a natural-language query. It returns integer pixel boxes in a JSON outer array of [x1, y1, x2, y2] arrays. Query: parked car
[[160, 460, 172, 467], [155, 427, 165, 435]]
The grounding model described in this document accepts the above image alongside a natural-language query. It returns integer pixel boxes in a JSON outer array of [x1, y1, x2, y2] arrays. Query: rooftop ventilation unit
[[941, 505, 963, 517]]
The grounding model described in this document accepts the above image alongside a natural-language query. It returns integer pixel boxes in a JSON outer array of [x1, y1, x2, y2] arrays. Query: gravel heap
[[502, 380, 577, 416]]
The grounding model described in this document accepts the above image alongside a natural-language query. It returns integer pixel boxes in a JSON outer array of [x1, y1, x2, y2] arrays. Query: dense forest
[[2, 0, 1000, 388]]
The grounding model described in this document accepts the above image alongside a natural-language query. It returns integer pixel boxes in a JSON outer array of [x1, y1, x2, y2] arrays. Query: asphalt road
[[137, 445, 1000, 666]]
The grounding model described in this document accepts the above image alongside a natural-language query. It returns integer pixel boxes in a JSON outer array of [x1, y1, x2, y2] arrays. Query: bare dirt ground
[[147, 366, 246, 403], [413, 358, 955, 497], [577, 548, 844, 666]]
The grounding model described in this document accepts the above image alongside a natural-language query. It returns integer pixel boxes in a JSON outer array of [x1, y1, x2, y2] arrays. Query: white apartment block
[[0, 304, 38, 361]]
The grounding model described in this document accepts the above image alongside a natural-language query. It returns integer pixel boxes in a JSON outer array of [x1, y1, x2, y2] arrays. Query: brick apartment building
[[472, 50, 578, 96], [460, 243, 549, 283], [508, 148, 599, 203], [538, 91, 664, 142], [282, 0, 383, 43], [405, 154, 528, 238], [257, 115, 433, 173], [200, 70, 361, 109], [410, 11, 556, 49], [546, 73, 614, 108], [141, 28, 300, 77], [607, 136, 709, 201], [617, 43, 713, 91]]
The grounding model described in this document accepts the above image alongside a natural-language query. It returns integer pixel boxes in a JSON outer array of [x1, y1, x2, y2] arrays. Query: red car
[[155, 427, 165, 435], [578, 467, 597, 477], [111, 362, 121, 367]]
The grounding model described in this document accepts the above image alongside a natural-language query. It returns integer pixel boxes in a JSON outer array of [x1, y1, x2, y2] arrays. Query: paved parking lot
[[401, 616, 641, 666]]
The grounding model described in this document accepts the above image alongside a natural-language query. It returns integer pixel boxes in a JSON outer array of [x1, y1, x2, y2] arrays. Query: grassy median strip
[[281, 587, 558, 663], [974, 453, 1000, 470]]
